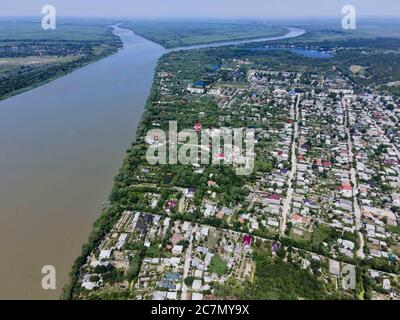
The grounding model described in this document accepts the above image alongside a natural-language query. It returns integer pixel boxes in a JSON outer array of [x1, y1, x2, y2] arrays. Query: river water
[[0, 26, 304, 299]]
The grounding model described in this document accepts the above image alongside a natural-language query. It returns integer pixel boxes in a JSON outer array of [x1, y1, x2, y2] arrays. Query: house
[[268, 193, 281, 205], [200, 226, 210, 237], [135, 222, 147, 234], [167, 292, 178, 300], [192, 279, 202, 291], [194, 123, 202, 132], [267, 218, 279, 228], [322, 161, 332, 168], [187, 81, 208, 94], [192, 257, 205, 270], [186, 188, 196, 198], [166, 200, 177, 209], [205, 252, 214, 266], [152, 291, 167, 300], [164, 272, 180, 281], [215, 211, 224, 220], [203, 204, 217, 218], [172, 245, 184, 255], [302, 259, 311, 269], [192, 292, 203, 300], [221, 207, 233, 216], [192, 269, 202, 278], [143, 214, 154, 223], [383, 279, 391, 291], [339, 183, 353, 198], [370, 249, 382, 258], [99, 249, 112, 260], [81, 281, 98, 291], [207, 180, 216, 187], [196, 246, 209, 255], [338, 199, 353, 211], [329, 259, 340, 276], [291, 213, 307, 225], [187, 85, 205, 94], [81, 274, 99, 290], [391, 193, 400, 207], [116, 233, 128, 250], [271, 241, 281, 253], [242, 234, 252, 247], [158, 272, 181, 291], [338, 239, 355, 251]]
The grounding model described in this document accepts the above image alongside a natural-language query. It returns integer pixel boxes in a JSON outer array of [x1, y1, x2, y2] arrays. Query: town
[[66, 40, 400, 300]]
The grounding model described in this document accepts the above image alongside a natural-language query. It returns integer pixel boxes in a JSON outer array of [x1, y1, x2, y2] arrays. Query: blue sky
[[1, 0, 400, 18]]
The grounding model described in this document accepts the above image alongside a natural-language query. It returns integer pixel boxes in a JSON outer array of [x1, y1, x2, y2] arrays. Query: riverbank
[[0, 50, 118, 102], [61, 25, 307, 299], [121, 21, 289, 49], [0, 29, 122, 102]]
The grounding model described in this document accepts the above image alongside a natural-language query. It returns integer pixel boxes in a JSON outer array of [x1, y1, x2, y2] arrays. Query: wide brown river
[[0, 26, 304, 299]]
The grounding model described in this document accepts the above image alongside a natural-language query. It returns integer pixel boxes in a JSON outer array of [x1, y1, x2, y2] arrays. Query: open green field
[[0, 17, 118, 41], [122, 20, 287, 48], [0, 55, 80, 66], [283, 18, 400, 43]]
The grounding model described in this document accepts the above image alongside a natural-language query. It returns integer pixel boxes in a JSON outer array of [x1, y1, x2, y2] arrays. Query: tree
[[184, 276, 195, 287]]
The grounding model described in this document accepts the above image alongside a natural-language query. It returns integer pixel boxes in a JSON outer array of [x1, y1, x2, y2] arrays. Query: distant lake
[[249, 46, 334, 58]]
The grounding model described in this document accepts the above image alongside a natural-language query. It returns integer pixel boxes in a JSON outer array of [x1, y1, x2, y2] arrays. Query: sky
[[1, 0, 400, 18]]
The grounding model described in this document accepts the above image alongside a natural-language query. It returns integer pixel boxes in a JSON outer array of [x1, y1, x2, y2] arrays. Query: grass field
[[209, 255, 228, 276], [286, 18, 400, 43], [0, 17, 118, 41], [0, 55, 80, 66], [122, 20, 287, 48]]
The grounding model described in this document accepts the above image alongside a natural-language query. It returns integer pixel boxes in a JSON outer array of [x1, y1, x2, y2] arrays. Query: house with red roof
[[298, 155, 305, 161], [242, 234, 252, 247], [166, 200, 177, 209], [340, 183, 352, 191], [268, 193, 281, 205], [291, 214, 305, 225], [315, 158, 322, 166], [322, 161, 332, 168], [339, 183, 352, 197], [194, 123, 202, 132], [207, 180, 216, 187]]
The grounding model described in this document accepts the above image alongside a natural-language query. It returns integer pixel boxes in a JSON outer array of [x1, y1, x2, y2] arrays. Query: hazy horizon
[[1, 0, 400, 19]]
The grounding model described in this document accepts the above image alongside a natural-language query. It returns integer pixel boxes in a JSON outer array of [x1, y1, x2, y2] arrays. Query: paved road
[[343, 98, 365, 259], [281, 95, 300, 236], [181, 224, 197, 300]]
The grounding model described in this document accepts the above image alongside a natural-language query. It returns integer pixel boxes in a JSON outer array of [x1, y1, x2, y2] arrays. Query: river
[[0, 25, 304, 299]]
